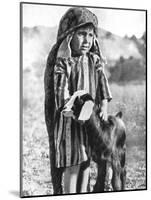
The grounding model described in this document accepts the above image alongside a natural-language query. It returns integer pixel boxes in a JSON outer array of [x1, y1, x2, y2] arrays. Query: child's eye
[[78, 32, 85, 36], [89, 33, 94, 37], [77, 31, 94, 38]]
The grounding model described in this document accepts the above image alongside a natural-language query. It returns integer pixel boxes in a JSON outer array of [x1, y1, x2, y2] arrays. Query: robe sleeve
[[54, 57, 70, 110], [96, 57, 112, 102]]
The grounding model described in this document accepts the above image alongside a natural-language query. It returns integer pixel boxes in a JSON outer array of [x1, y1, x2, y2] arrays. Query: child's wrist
[[101, 99, 108, 109]]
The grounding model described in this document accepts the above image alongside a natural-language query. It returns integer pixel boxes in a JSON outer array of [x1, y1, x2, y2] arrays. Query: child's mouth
[[81, 46, 89, 50]]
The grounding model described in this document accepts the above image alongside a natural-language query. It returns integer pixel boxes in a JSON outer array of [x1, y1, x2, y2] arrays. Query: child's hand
[[99, 110, 108, 121], [100, 99, 108, 121]]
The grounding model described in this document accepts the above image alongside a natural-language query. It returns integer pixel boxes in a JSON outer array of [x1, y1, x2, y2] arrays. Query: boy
[[44, 7, 112, 194]]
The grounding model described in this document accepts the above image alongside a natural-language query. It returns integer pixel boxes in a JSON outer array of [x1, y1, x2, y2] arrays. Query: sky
[[22, 3, 146, 38]]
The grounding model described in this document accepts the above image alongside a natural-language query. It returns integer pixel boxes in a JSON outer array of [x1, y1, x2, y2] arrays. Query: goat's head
[[62, 90, 94, 121], [62, 91, 125, 131], [62, 91, 126, 160]]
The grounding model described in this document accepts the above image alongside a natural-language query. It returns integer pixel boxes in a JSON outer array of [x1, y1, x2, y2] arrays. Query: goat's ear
[[116, 111, 122, 118], [74, 96, 84, 105], [74, 96, 79, 104]]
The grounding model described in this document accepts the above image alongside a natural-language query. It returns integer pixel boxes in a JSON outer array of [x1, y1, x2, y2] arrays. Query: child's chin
[[80, 50, 89, 55]]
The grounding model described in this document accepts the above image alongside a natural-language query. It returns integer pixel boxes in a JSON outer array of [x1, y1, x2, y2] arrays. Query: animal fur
[[63, 92, 126, 191]]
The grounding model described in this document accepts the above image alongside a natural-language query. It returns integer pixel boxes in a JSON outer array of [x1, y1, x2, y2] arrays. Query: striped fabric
[[54, 52, 112, 168]]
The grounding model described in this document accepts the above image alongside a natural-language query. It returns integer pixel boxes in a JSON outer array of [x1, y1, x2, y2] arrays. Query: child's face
[[70, 26, 94, 56]]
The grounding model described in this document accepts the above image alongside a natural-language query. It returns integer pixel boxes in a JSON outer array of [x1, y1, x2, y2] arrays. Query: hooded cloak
[[44, 7, 112, 168]]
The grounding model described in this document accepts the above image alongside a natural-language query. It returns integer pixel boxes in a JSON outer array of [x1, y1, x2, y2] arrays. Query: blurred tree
[[106, 31, 112, 38], [109, 56, 145, 82]]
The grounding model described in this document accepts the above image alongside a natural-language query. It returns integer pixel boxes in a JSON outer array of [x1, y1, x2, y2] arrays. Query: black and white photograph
[[20, 2, 147, 198]]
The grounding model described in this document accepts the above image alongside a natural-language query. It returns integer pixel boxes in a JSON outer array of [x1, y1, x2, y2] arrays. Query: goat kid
[[62, 90, 126, 192]]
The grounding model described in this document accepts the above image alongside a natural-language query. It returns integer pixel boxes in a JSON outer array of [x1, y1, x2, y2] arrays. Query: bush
[[109, 56, 146, 82]]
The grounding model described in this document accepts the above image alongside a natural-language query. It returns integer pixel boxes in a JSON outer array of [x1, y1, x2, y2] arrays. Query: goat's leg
[[120, 167, 126, 190], [111, 157, 122, 191], [105, 162, 113, 191], [120, 149, 126, 190], [93, 160, 106, 192]]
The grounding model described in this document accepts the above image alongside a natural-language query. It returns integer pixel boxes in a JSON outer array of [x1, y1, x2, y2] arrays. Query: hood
[[57, 7, 98, 42], [46, 7, 106, 77]]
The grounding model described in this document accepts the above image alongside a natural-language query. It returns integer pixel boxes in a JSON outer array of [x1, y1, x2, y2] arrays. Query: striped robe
[[54, 52, 112, 168]]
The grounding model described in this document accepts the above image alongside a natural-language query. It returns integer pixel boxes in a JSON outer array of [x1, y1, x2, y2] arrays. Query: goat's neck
[[84, 107, 108, 156], [85, 108, 103, 137]]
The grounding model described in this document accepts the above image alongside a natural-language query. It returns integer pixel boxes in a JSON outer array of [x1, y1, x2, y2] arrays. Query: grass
[[109, 83, 146, 190], [22, 69, 146, 196]]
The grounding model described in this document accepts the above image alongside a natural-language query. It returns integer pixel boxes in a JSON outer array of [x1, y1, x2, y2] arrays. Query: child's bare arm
[[100, 99, 108, 121], [96, 57, 112, 121]]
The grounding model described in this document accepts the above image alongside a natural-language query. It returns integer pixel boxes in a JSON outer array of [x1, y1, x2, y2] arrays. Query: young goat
[[62, 90, 126, 192]]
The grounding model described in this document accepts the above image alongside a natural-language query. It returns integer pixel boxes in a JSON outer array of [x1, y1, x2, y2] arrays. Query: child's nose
[[83, 35, 89, 43]]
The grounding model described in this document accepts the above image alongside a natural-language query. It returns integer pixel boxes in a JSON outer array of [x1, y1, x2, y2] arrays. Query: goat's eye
[[71, 106, 75, 112], [79, 99, 84, 104]]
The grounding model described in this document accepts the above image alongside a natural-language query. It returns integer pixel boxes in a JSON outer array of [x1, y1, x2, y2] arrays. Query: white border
[[0, 0, 150, 199]]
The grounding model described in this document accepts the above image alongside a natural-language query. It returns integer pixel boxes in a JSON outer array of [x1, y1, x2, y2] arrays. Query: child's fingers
[[99, 111, 103, 117], [99, 112, 108, 121], [103, 114, 108, 121]]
